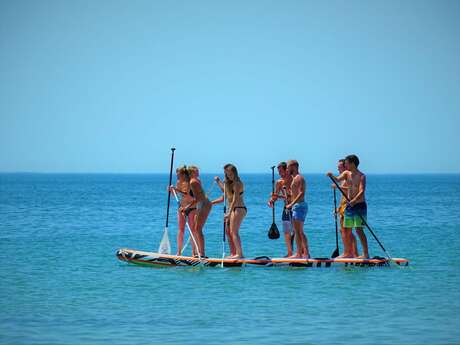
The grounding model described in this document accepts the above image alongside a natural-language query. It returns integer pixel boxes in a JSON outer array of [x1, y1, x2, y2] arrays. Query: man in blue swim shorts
[[292, 202, 308, 223], [285, 160, 310, 258]]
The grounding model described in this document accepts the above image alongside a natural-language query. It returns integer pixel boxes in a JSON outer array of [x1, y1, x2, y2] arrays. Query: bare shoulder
[[292, 175, 304, 184]]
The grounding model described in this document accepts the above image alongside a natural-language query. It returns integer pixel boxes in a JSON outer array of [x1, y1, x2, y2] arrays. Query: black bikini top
[[231, 189, 244, 195]]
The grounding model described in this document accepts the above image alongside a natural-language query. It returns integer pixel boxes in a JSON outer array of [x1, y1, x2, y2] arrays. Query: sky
[[1, 0, 459, 174]]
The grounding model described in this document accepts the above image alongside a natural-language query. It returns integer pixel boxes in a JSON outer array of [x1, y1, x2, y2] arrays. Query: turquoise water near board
[[1, 173, 460, 345]]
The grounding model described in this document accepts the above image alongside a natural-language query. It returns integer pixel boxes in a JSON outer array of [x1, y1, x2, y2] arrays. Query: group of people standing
[[170, 154, 370, 260], [170, 164, 246, 259]]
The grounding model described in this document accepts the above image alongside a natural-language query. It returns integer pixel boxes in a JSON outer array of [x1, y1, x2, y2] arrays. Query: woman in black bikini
[[180, 165, 211, 257], [213, 164, 246, 258], [169, 166, 197, 256]]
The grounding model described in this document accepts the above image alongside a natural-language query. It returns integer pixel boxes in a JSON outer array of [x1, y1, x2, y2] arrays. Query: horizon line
[[1, 171, 459, 175]]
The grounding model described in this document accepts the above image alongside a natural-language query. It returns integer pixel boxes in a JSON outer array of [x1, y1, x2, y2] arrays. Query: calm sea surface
[[1, 173, 459, 345]]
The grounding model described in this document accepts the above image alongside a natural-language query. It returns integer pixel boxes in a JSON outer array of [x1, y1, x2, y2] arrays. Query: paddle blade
[[268, 223, 280, 240], [331, 248, 340, 258], [158, 227, 171, 254]]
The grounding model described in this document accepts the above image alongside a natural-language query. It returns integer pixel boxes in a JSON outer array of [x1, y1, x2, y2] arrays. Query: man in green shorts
[[328, 154, 369, 258], [335, 158, 359, 257]]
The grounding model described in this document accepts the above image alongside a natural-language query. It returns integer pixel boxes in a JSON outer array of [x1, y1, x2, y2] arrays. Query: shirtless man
[[328, 154, 369, 258], [335, 159, 358, 257], [268, 162, 294, 257], [285, 160, 310, 258]]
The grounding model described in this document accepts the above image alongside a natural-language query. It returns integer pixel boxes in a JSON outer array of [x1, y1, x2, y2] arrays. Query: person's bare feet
[[289, 254, 302, 259], [357, 255, 369, 259], [302, 252, 310, 259], [337, 254, 354, 259], [228, 254, 243, 259]]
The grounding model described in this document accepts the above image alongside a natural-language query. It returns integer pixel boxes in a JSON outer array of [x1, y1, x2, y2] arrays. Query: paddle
[[331, 188, 340, 258], [158, 147, 175, 254], [268, 166, 280, 239], [328, 175, 392, 260]]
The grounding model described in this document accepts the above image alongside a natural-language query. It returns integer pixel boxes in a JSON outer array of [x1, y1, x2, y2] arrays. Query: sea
[[1, 173, 459, 345]]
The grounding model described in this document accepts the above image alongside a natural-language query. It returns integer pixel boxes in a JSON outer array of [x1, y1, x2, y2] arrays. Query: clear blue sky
[[1, 0, 459, 173]]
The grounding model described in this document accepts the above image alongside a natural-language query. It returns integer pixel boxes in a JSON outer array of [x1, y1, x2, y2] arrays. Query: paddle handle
[[328, 175, 390, 258], [165, 148, 176, 228]]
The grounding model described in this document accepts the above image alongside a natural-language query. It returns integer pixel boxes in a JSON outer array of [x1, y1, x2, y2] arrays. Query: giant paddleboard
[[116, 248, 409, 268]]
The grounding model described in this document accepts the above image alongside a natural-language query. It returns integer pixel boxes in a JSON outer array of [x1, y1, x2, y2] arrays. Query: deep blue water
[[1, 173, 460, 345]]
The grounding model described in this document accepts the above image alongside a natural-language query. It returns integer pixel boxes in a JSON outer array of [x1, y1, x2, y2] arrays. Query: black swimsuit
[[230, 189, 246, 212], [182, 188, 196, 217], [184, 207, 196, 217], [231, 189, 244, 196]]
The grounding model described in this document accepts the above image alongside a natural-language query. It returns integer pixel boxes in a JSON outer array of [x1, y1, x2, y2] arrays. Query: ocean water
[[1, 173, 459, 345]]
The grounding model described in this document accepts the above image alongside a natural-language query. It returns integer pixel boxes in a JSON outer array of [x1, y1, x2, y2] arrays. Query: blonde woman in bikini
[[180, 165, 211, 257], [169, 166, 197, 256], [213, 164, 246, 259]]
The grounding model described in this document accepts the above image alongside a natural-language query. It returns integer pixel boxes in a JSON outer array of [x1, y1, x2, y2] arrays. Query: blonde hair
[[176, 165, 187, 174], [287, 160, 299, 168], [186, 165, 199, 177]]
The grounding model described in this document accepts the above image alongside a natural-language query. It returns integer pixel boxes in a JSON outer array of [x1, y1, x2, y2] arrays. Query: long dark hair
[[224, 163, 241, 194]]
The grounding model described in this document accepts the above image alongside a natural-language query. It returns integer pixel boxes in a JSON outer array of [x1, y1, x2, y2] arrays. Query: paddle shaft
[[333, 188, 339, 249], [271, 166, 276, 222], [165, 148, 176, 228], [221, 183, 227, 266], [223, 183, 227, 243], [328, 175, 390, 258]]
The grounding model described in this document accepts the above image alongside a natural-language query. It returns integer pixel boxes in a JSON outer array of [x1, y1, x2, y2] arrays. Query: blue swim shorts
[[292, 202, 308, 222]]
